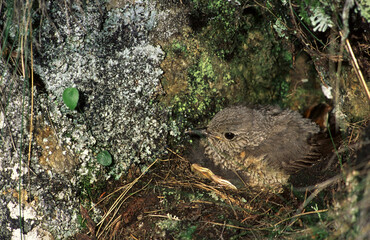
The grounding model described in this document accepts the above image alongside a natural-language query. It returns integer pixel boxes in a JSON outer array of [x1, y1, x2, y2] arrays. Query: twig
[[219, 221, 226, 240], [27, 20, 34, 180], [130, 234, 139, 240], [292, 159, 370, 226], [274, 209, 328, 227], [166, 147, 186, 160], [146, 214, 181, 220], [96, 158, 159, 239], [339, 31, 370, 102], [202, 220, 268, 231]]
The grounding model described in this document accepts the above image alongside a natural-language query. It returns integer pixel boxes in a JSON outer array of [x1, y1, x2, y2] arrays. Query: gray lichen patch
[[0, 60, 81, 239], [33, 0, 169, 180]]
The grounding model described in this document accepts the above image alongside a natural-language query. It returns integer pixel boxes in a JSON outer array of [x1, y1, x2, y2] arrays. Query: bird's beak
[[185, 128, 209, 137], [186, 129, 223, 140]]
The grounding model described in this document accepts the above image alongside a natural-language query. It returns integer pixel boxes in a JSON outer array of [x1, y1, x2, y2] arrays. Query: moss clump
[[160, 0, 293, 148], [191, 0, 246, 58], [357, 0, 370, 22]]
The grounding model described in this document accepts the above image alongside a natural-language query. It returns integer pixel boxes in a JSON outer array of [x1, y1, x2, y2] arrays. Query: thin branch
[[28, 12, 35, 180], [340, 31, 370, 102]]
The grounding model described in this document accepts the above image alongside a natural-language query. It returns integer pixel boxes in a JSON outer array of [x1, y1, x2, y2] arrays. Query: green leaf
[[63, 87, 79, 110], [97, 150, 112, 166]]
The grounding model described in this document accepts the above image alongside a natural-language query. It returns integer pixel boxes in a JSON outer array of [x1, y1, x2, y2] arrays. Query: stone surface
[[0, 0, 180, 239], [0, 59, 79, 239], [32, 0, 169, 178]]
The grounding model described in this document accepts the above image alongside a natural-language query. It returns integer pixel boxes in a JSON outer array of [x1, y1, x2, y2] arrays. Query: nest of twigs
[[77, 127, 369, 240]]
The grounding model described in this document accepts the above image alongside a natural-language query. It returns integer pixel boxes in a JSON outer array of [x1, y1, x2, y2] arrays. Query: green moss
[[358, 0, 370, 22], [191, 0, 250, 58], [161, 0, 293, 148], [171, 40, 188, 55], [156, 216, 180, 231], [78, 163, 107, 202], [177, 225, 198, 240], [273, 18, 288, 39]]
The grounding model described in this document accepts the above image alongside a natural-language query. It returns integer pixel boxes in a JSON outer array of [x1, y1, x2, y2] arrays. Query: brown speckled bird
[[190, 106, 324, 191]]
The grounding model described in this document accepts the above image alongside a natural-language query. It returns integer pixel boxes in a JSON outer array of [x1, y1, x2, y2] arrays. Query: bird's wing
[[248, 117, 323, 173]]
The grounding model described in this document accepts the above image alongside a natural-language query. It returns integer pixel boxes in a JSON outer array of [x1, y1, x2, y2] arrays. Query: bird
[[189, 105, 328, 192]]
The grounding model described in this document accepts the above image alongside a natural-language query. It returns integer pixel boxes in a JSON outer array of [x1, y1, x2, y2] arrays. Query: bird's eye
[[224, 132, 235, 140]]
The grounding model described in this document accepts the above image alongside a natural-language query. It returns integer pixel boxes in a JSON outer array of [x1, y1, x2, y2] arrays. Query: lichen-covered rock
[[0, 59, 80, 239], [33, 0, 168, 178], [0, 60, 30, 239], [1, 0, 175, 239]]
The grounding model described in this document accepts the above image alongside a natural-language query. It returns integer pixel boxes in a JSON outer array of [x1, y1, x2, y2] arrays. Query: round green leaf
[[63, 87, 79, 110], [97, 150, 112, 166]]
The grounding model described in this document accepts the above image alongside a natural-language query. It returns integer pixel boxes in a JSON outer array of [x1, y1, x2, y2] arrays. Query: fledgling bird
[[190, 106, 326, 191]]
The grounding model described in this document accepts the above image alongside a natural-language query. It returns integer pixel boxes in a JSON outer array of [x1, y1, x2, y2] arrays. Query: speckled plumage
[[200, 106, 321, 190]]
